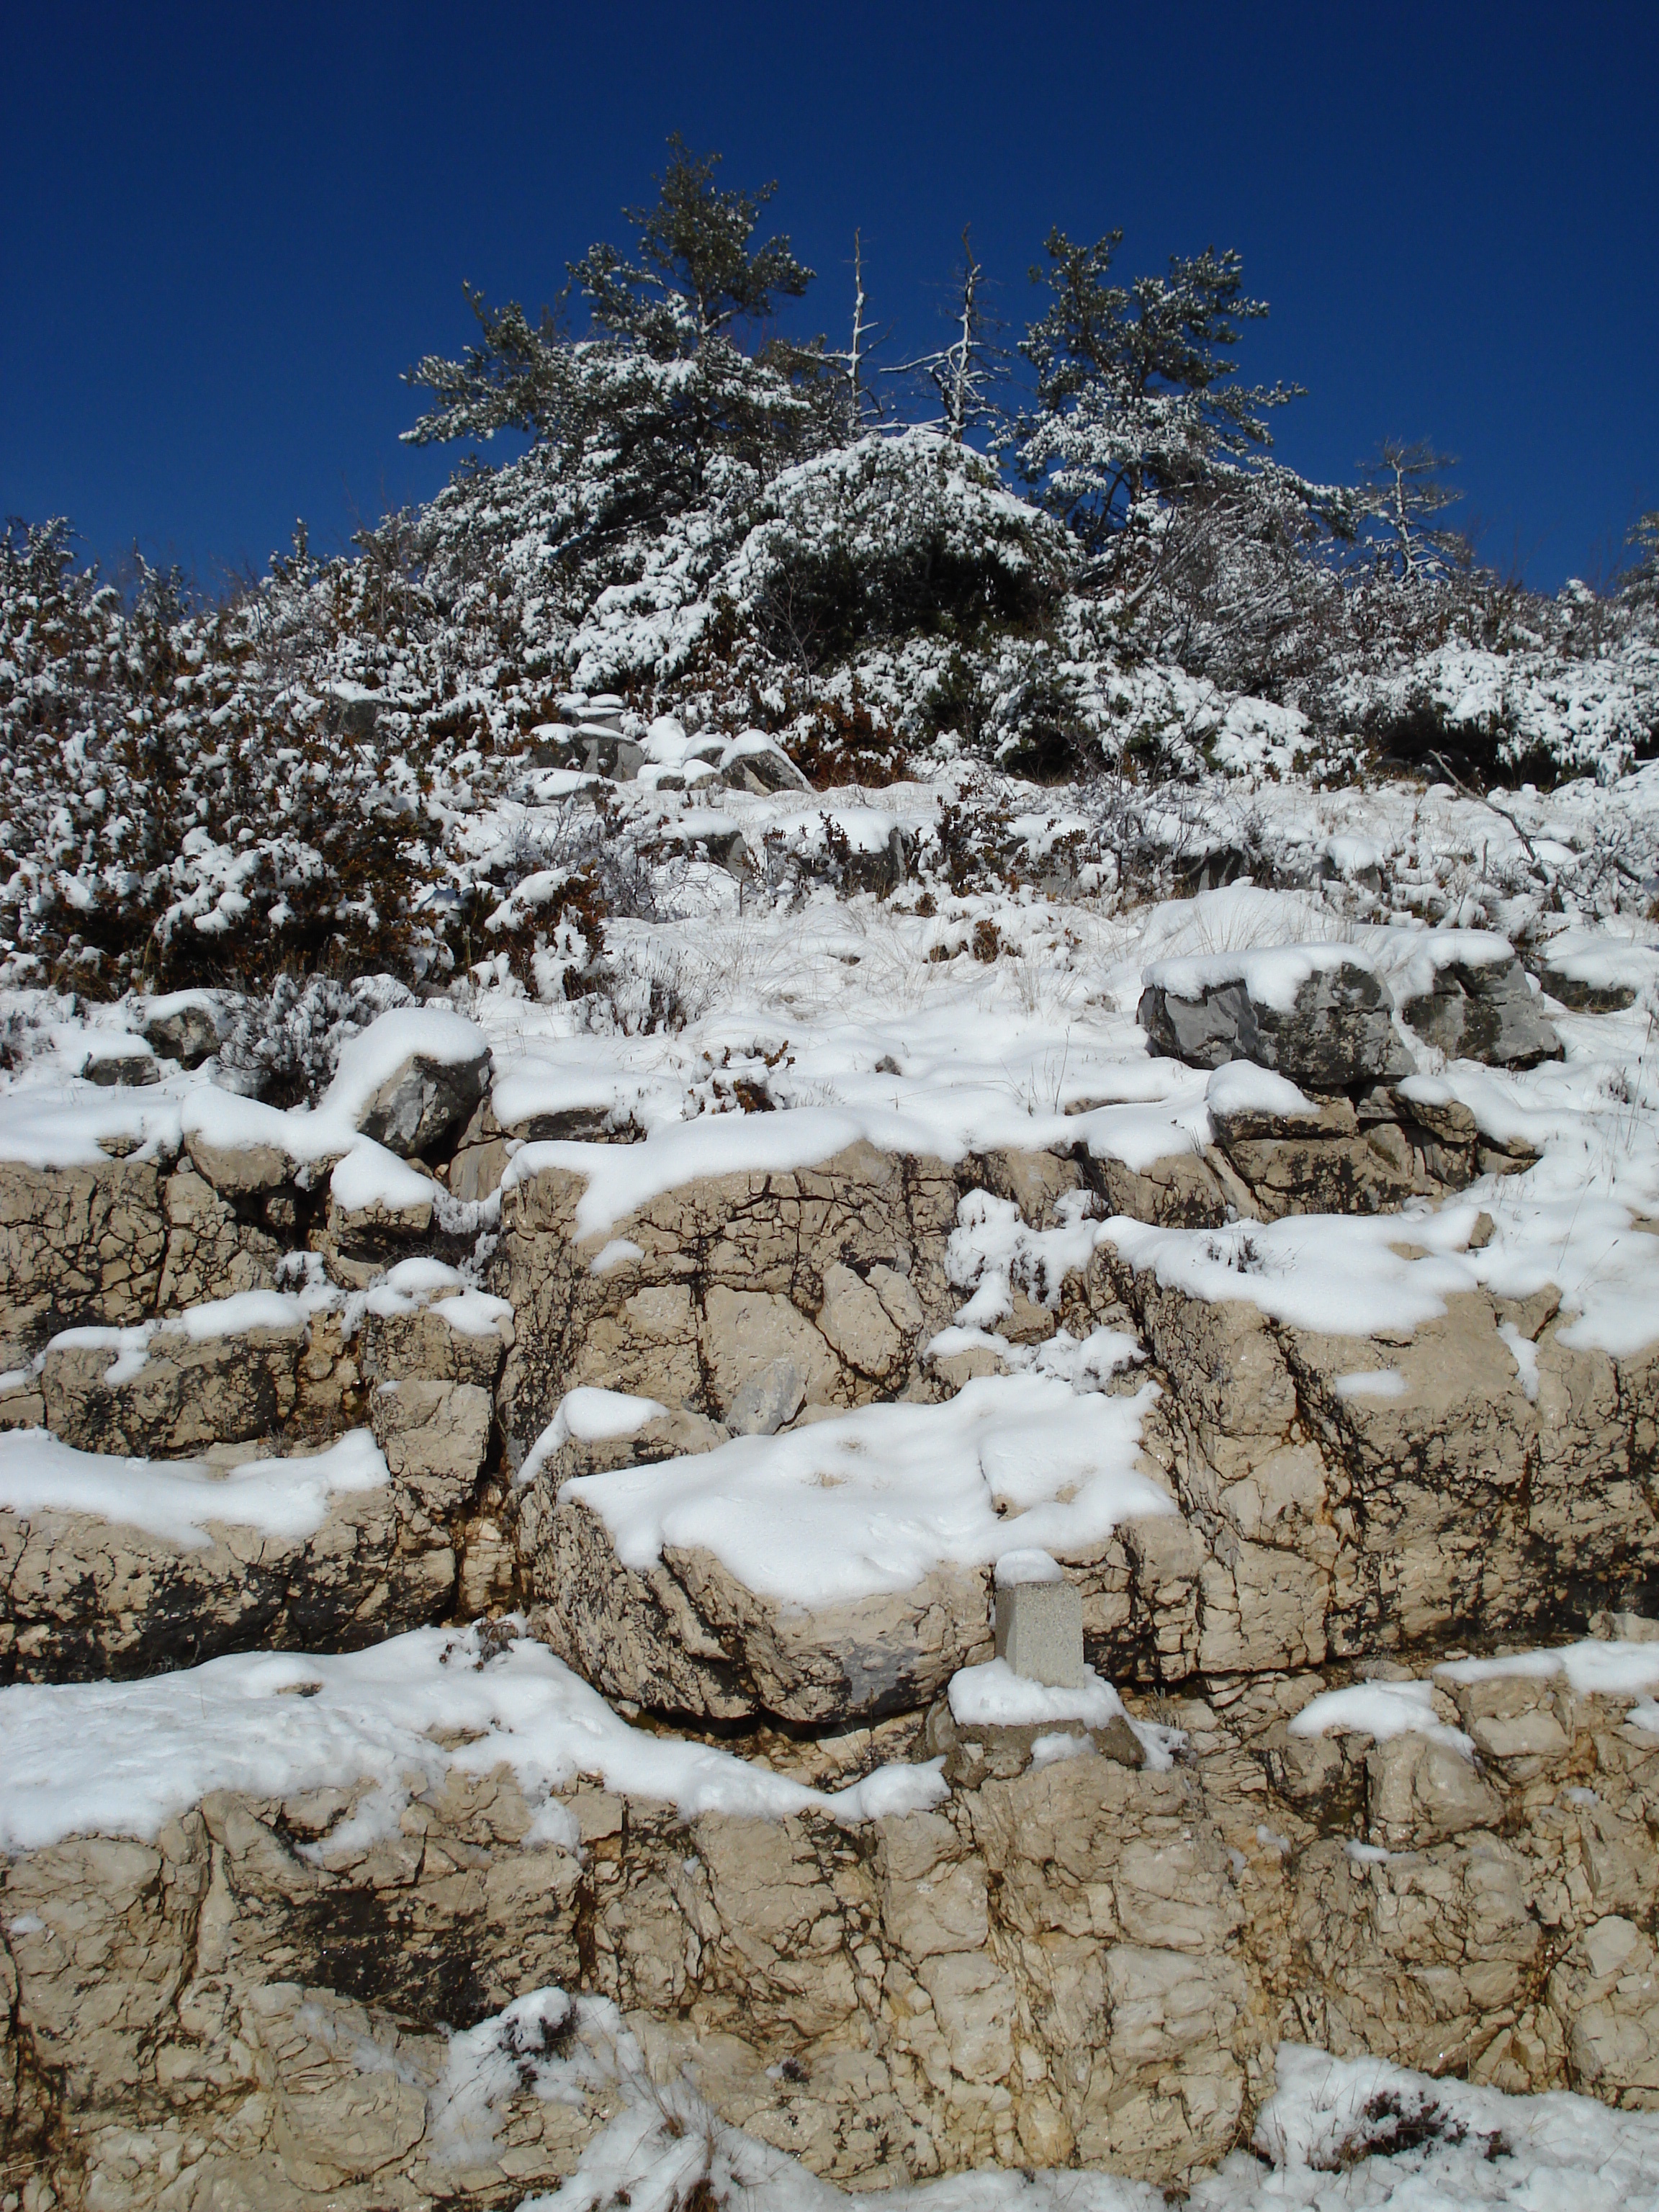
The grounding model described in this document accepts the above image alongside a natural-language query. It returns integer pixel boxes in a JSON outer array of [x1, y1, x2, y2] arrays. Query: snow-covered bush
[[720, 431, 1069, 671]]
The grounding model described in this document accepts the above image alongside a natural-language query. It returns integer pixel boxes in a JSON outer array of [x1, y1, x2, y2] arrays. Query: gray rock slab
[[1139, 961, 1412, 1089]]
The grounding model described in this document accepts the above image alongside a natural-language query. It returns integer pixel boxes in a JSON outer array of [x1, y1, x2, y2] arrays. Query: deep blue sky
[[6, 1, 1655, 595]]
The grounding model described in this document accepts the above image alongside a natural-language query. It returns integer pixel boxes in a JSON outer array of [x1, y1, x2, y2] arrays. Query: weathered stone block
[[994, 1554, 1084, 1688]]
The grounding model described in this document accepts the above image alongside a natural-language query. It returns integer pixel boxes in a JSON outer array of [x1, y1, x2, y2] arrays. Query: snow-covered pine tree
[[1623, 511, 1659, 608], [402, 138, 840, 559], [1010, 229, 1306, 555]]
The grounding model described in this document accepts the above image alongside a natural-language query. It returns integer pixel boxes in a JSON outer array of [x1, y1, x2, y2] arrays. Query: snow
[[0, 1623, 946, 1855], [518, 1387, 669, 1490], [362, 1256, 466, 1311], [1143, 940, 1372, 1013], [1539, 927, 1659, 997], [1288, 1678, 1475, 1758], [1498, 1320, 1540, 1398], [1236, 2044, 1659, 2211], [1334, 1368, 1406, 1400], [174, 1287, 310, 1339], [948, 1659, 1125, 1728], [1103, 1196, 1659, 1359], [0, 1428, 387, 1549], [329, 1140, 435, 1213], [1205, 1062, 1319, 1120], [426, 1987, 588, 2172], [360, 1257, 513, 1338], [436, 1287, 516, 1336], [557, 1373, 1170, 1606], [1435, 1637, 1659, 1701], [1364, 925, 1520, 1004], [994, 1547, 1065, 1587]]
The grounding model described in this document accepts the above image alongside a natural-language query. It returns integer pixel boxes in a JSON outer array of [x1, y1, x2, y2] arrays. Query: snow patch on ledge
[[1289, 1679, 1475, 1758], [1143, 939, 1373, 1014], [0, 1624, 946, 1854], [948, 1658, 1123, 1728], [0, 1428, 388, 1550], [557, 1373, 1172, 1606]]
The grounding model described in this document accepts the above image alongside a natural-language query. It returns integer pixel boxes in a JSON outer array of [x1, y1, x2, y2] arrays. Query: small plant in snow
[[216, 974, 415, 1106]]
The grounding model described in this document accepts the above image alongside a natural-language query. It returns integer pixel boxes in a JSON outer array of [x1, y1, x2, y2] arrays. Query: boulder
[[0, 1431, 460, 1683], [82, 1038, 158, 1086], [495, 1140, 966, 1456], [726, 1356, 806, 1437], [1399, 945, 1562, 1066], [1138, 950, 1412, 1089], [40, 1308, 307, 1457], [1094, 1232, 1659, 1675], [1533, 930, 1655, 1015], [140, 991, 232, 1068], [357, 1050, 491, 1156], [156, 1164, 283, 1309], [528, 1488, 994, 1723], [719, 733, 811, 794], [328, 1010, 493, 1158], [368, 1378, 493, 1508]]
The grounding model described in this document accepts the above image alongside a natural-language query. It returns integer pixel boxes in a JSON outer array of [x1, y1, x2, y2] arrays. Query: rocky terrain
[[1, 743, 1659, 2211]]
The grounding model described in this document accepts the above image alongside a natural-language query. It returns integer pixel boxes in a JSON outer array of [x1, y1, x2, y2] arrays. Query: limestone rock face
[[9, 1088, 1659, 2208], [1138, 961, 1412, 1089], [7, 1673, 1658, 2208], [0, 1159, 167, 1358], [369, 1378, 494, 1505], [1093, 1243, 1659, 1678], [525, 1488, 994, 1724], [0, 1452, 459, 1684], [3, 1292, 513, 1683], [1401, 950, 1563, 1066], [495, 1141, 973, 1457], [40, 1317, 307, 1457], [156, 1166, 283, 1310]]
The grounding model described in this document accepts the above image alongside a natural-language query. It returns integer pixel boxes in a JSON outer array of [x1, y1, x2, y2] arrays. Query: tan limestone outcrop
[[4, 1662, 1658, 2208], [2, 1296, 513, 1683], [6, 1092, 1659, 2208], [0, 1444, 461, 1685], [40, 1315, 310, 1459], [495, 1141, 973, 1456], [0, 1158, 167, 1361], [496, 1137, 1659, 1719], [1100, 1242, 1659, 1676]]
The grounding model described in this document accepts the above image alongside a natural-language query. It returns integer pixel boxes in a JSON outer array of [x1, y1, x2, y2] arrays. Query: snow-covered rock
[[1138, 945, 1413, 1089]]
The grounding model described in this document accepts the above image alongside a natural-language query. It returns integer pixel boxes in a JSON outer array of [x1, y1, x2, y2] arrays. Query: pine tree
[[1010, 230, 1306, 554], [567, 136, 815, 359], [1623, 510, 1659, 606], [401, 140, 837, 553]]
